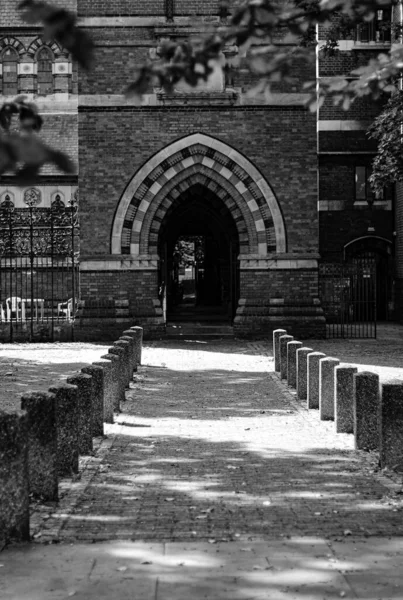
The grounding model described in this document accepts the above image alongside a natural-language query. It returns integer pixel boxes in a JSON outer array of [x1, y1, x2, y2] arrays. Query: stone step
[[166, 322, 234, 339]]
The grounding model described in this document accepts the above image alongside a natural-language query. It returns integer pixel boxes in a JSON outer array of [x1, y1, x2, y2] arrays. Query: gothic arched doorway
[[158, 183, 240, 323]]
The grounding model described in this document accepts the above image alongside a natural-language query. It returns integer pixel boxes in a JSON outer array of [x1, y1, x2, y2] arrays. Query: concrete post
[[307, 352, 326, 409], [273, 329, 287, 372], [114, 339, 131, 388], [335, 366, 357, 433], [279, 335, 293, 380], [48, 383, 79, 476], [108, 346, 126, 408], [122, 331, 136, 379], [380, 382, 403, 470], [353, 371, 379, 451], [287, 341, 302, 388], [296, 347, 313, 401], [130, 326, 143, 371], [66, 373, 93, 456], [319, 357, 339, 421], [101, 353, 122, 413], [93, 358, 114, 424], [82, 365, 104, 437], [0, 410, 30, 543], [21, 391, 58, 501]]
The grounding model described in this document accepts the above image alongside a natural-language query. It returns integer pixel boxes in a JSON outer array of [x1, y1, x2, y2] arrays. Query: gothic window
[[2, 48, 18, 96], [37, 47, 53, 95]]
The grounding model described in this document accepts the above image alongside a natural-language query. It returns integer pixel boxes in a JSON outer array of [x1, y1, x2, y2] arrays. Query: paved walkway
[[2, 339, 403, 599]]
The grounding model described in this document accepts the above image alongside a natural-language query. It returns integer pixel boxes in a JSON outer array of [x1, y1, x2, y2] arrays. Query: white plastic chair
[[57, 298, 74, 319], [6, 297, 26, 321]]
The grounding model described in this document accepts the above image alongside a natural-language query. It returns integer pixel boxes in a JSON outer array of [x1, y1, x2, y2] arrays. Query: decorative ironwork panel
[[319, 257, 377, 339], [0, 193, 80, 342]]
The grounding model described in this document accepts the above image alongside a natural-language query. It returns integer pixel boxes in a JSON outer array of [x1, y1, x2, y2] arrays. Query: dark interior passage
[[158, 184, 240, 322]]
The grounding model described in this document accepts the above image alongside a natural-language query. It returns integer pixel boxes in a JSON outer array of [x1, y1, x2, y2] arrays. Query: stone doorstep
[[1, 538, 403, 600]]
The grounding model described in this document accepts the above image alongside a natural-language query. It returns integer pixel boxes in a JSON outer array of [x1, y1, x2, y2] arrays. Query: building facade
[[0, 1, 401, 340]]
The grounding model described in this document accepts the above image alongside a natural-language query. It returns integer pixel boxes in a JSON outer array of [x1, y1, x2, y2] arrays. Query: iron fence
[[0, 191, 79, 342], [319, 257, 377, 339]]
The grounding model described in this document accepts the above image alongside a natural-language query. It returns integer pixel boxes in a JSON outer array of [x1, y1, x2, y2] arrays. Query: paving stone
[[27, 340, 403, 545]]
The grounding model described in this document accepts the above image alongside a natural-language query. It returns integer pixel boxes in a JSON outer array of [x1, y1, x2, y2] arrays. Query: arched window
[[2, 47, 18, 96], [37, 47, 53, 95]]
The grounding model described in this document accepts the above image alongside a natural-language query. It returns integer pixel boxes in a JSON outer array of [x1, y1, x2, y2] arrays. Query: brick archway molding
[[111, 133, 286, 258]]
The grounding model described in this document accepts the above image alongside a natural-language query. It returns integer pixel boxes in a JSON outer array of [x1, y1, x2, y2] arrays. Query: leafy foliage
[[0, 0, 401, 189], [18, 0, 94, 69], [0, 96, 75, 183], [368, 90, 403, 196]]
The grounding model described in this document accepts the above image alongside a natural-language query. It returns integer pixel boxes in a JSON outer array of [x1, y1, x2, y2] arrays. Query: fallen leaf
[[343, 530, 352, 536], [208, 539, 216, 544], [165, 498, 175, 502], [117, 566, 128, 572]]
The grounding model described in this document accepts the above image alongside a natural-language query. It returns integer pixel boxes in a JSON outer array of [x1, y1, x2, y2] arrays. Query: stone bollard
[[380, 382, 403, 470], [319, 357, 340, 421], [0, 410, 30, 543], [21, 391, 58, 501], [287, 341, 302, 388], [66, 373, 93, 456], [353, 371, 379, 451], [108, 346, 126, 408], [279, 335, 293, 380], [130, 326, 143, 371], [296, 347, 313, 401], [101, 353, 122, 413], [122, 331, 136, 379], [273, 329, 287, 372], [335, 366, 357, 433], [81, 365, 104, 437], [93, 359, 114, 424], [48, 383, 79, 476], [307, 352, 326, 409], [114, 339, 131, 388]]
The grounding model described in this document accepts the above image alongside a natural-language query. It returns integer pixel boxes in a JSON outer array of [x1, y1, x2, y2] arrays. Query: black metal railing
[[319, 258, 377, 339], [0, 192, 79, 342]]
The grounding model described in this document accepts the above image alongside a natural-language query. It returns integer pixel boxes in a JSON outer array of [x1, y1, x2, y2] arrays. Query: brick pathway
[[31, 339, 403, 544]]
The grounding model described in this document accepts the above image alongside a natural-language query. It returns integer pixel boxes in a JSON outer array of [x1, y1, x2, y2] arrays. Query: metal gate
[[319, 255, 377, 339], [0, 191, 79, 342]]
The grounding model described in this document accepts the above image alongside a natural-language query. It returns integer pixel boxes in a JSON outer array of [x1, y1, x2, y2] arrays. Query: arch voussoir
[[112, 134, 286, 257]]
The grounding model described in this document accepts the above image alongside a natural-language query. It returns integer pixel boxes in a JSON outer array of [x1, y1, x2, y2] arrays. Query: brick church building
[[0, 1, 401, 340]]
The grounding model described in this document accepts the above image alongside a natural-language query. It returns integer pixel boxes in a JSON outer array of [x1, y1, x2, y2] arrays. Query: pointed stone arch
[[0, 37, 25, 56], [112, 133, 286, 257], [27, 37, 63, 58]]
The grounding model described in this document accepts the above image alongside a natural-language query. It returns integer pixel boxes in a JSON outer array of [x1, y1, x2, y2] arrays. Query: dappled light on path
[[25, 340, 403, 546]]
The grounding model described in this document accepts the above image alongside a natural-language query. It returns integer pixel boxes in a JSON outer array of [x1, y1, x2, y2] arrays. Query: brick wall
[[78, 107, 317, 258], [0, 0, 77, 26], [77, 0, 164, 17]]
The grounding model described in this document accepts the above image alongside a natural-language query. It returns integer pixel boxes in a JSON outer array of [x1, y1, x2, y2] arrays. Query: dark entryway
[[158, 183, 239, 324]]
